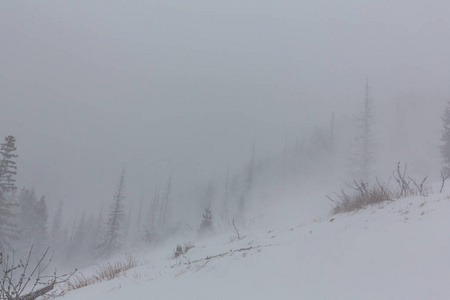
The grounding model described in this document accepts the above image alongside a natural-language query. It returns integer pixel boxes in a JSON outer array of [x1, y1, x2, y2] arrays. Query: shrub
[[329, 180, 393, 215], [329, 163, 430, 215], [64, 256, 144, 292], [172, 242, 195, 259]]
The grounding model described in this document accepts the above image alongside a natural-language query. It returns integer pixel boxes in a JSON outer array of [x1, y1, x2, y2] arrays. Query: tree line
[[2, 80, 450, 266]]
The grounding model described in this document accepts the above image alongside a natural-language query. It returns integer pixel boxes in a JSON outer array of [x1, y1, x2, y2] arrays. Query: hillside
[[58, 190, 450, 300]]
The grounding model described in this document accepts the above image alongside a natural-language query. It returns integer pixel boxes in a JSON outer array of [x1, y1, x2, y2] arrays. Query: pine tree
[[97, 169, 126, 258], [0, 135, 18, 253], [142, 186, 160, 244], [352, 79, 376, 181], [135, 195, 145, 233], [17, 188, 49, 254], [51, 200, 63, 237], [17, 187, 36, 249], [440, 101, 450, 175], [51, 200, 68, 257], [198, 205, 213, 235], [148, 185, 159, 231], [71, 210, 91, 263], [157, 175, 172, 232], [0, 136, 18, 193], [221, 171, 230, 222], [238, 140, 256, 217], [246, 139, 255, 191], [202, 182, 215, 209], [32, 195, 49, 254]]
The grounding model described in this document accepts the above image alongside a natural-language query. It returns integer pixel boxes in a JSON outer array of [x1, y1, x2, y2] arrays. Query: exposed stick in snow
[[232, 219, 243, 240], [440, 173, 450, 193], [168, 245, 272, 268], [409, 175, 428, 196]]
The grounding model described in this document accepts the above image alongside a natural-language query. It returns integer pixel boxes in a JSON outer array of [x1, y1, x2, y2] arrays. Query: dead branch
[[326, 195, 338, 204], [409, 175, 428, 196], [440, 173, 450, 193], [232, 219, 242, 240], [393, 162, 414, 198], [375, 177, 392, 201], [169, 245, 268, 268]]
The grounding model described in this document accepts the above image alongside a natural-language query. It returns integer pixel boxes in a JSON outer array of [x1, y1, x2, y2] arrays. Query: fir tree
[[221, 171, 230, 222], [198, 205, 213, 235], [0, 136, 18, 193], [238, 140, 256, 218], [32, 195, 49, 254], [142, 185, 160, 244], [441, 101, 450, 175], [71, 210, 94, 263], [0, 135, 18, 253], [17, 188, 49, 254], [159, 175, 172, 231], [352, 79, 376, 181], [97, 169, 126, 258], [17, 187, 36, 249], [51, 200, 68, 257], [51, 200, 63, 237]]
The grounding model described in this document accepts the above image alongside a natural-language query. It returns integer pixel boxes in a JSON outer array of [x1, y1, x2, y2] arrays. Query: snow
[[59, 191, 450, 300]]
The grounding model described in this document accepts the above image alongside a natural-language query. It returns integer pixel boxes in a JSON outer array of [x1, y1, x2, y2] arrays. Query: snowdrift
[[60, 191, 450, 300]]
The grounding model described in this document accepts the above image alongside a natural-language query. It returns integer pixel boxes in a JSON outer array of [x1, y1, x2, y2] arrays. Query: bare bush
[[329, 163, 430, 215], [172, 242, 195, 259], [328, 179, 393, 215], [0, 247, 75, 300], [393, 162, 428, 198]]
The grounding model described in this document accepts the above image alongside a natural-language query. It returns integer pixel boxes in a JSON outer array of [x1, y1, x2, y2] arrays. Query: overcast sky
[[1, 1, 449, 217]]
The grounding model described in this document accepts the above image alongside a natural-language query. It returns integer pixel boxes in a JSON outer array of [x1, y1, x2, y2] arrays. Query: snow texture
[[60, 190, 450, 300]]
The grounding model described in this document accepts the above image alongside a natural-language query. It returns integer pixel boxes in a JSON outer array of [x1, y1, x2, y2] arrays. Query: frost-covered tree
[[0, 136, 18, 192], [16, 188, 49, 254], [159, 175, 172, 231], [51, 200, 69, 257], [51, 200, 63, 237], [221, 172, 230, 222], [17, 188, 36, 248], [97, 169, 126, 258], [0, 135, 18, 253], [440, 101, 450, 175], [237, 141, 256, 217], [352, 79, 376, 181], [33, 195, 49, 253], [202, 182, 215, 209], [198, 205, 213, 235], [69, 210, 97, 263], [147, 186, 160, 231]]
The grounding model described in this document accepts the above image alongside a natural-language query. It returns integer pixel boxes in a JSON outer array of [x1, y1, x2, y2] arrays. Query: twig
[[232, 219, 242, 240], [440, 173, 450, 193]]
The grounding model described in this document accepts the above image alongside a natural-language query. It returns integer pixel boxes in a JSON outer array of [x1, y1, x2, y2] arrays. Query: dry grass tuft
[[329, 180, 393, 215], [64, 256, 145, 292], [329, 163, 431, 215]]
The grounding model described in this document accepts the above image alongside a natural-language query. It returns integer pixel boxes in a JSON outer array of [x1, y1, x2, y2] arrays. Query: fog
[[1, 1, 449, 234]]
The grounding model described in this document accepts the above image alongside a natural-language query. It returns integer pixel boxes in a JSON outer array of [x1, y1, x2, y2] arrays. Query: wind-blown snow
[[60, 190, 450, 300]]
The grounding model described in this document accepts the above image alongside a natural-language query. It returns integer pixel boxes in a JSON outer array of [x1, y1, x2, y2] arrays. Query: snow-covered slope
[[60, 191, 450, 300]]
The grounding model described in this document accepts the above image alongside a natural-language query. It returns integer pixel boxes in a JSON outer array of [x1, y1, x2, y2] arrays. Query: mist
[[1, 1, 449, 266]]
